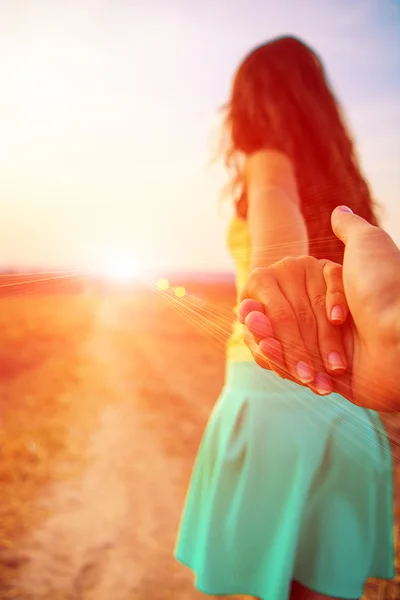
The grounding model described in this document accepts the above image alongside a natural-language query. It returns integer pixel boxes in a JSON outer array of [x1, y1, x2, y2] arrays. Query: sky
[[0, 0, 399, 274]]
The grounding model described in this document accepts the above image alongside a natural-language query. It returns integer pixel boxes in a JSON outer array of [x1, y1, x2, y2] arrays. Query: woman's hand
[[239, 256, 350, 397]]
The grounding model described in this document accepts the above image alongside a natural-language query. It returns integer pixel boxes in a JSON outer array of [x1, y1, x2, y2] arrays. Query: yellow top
[[226, 215, 254, 362]]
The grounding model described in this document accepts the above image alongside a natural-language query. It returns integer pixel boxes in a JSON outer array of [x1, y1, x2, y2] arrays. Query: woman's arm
[[245, 150, 347, 391], [246, 150, 309, 270]]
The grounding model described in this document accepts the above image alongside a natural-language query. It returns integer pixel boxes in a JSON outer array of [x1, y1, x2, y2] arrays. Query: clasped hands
[[239, 206, 400, 412]]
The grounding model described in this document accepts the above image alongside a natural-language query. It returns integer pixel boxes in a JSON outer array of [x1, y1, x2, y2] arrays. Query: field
[[0, 277, 399, 600]]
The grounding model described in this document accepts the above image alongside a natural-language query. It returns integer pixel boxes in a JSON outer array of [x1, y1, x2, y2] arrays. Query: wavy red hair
[[220, 35, 379, 264]]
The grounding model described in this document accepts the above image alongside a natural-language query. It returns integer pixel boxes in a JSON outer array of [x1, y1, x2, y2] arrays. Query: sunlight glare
[[175, 286, 186, 298], [102, 256, 141, 283], [157, 278, 169, 291]]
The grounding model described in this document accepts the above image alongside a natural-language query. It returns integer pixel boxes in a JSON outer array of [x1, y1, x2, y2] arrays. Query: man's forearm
[[378, 310, 400, 411]]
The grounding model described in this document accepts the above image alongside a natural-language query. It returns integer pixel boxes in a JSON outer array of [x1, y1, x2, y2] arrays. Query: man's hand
[[330, 206, 400, 410]]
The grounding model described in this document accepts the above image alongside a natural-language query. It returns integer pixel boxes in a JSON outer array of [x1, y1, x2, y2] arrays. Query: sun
[[101, 256, 141, 283]]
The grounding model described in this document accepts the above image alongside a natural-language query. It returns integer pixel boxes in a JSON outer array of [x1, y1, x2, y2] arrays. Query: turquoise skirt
[[175, 361, 395, 600]]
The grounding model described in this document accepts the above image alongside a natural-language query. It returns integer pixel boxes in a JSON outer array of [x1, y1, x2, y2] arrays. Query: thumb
[[331, 205, 370, 245]]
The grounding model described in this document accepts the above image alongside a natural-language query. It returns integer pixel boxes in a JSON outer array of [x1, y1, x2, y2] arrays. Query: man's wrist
[[377, 310, 400, 411], [379, 305, 400, 348]]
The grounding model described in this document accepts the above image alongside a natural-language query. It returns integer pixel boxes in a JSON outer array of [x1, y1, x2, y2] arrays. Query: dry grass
[[0, 284, 398, 599], [0, 295, 104, 597]]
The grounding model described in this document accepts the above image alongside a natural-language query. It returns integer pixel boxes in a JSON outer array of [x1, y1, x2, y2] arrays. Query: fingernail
[[328, 351, 345, 371], [331, 305, 344, 322], [336, 205, 353, 214], [315, 373, 333, 396], [296, 361, 314, 384]]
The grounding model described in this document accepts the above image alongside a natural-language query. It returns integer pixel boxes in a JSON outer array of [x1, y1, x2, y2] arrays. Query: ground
[[0, 281, 398, 600]]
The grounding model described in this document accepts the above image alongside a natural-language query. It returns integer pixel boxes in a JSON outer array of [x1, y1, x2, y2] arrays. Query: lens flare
[[157, 278, 169, 291], [175, 286, 186, 298]]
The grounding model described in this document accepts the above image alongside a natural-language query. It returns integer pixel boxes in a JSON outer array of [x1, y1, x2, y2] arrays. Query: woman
[[175, 36, 394, 600]]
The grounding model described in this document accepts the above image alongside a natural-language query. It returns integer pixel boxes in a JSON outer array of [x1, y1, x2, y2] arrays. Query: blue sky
[[0, 0, 399, 273]]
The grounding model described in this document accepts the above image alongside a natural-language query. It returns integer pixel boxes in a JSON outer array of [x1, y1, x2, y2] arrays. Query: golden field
[[0, 278, 398, 600]]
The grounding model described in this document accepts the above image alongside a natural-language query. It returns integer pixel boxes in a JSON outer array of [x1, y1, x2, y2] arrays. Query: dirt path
[[15, 296, 230, 600]]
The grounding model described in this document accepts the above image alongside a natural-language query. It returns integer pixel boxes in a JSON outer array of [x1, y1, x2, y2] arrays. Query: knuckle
[[248, 267, 273, 290], [281, 256, 296, 268], [296, 305, 316, 328], [358, 226, 381, 245], [279, 255, 315, 276], [329, 262, 342, 275], [324, 262, 343, 285], [268, 307, 292, 325], [302, 255, 316, 268], [310, 292, 326, 311], [251, 267, 269, 283], [279, 256, 298, 274], [329, 264, 341, 278], [307, 348, 325, 369], [330, 290, 346, 304]]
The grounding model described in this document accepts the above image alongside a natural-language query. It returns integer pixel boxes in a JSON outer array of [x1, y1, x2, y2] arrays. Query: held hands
[[239, 206, 400, 411], [239, 256, 351, 398]]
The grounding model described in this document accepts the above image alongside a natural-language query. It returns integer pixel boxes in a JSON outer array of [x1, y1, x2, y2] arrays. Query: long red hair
[[220, 35, 379, 264]]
